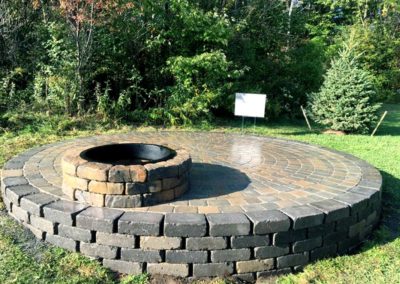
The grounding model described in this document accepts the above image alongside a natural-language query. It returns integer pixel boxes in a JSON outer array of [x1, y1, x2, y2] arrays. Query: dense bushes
[[0, 0, 398, 126]]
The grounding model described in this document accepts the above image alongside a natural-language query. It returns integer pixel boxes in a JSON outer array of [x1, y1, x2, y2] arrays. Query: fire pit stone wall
[[61, 145, 191, 208]]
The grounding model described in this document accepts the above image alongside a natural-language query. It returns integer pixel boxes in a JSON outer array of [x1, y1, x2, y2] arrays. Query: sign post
[[234, 93, 267, 132]]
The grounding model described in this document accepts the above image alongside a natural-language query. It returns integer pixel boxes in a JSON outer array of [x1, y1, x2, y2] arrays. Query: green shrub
[[309, 44, 381, 134]]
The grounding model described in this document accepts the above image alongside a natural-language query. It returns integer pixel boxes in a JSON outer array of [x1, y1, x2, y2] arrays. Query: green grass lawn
[[0, 104, 399, 284]]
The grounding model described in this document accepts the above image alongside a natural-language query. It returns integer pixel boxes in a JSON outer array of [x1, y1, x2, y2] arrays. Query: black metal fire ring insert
[[80, 143, 176, 165]]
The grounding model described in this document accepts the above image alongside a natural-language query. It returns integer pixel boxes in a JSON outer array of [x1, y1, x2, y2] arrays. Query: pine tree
[[309, 44, 381, 134]]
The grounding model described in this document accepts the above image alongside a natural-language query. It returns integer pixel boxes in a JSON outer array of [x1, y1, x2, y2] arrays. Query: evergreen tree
[[309, 44, 381, 134]]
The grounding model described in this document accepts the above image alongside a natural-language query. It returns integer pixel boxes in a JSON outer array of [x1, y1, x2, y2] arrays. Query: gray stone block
[[246, 210, 291, 234], [5, 185, 39, 205], [166, 250, 208, 263], [280, 206, 324, 230], [231, 235, 269, 248], [96, 232, 135, 248], [236, 259, 274, 273], [211, 248, 251, 262], [193, 263, 234, 278], [207, 213, 250, 236], [105, 195, 142, 208], [103, 259, 143, 274], [307, 222, 335, 238], [147, 263, 189, 277], [76, 207, 123, 233], [30, 215, 56, 234], [24, 223, 45, 240], [257, 268, 292, 279], [20, 193, 59, 216], [126, 183, 148, 195], [293, 237, 322, 253], [2, 177, 28, 189], [334, 192, 369, 215], [118, 212, 163, 236], [121, 248, 163, 263], [80, 242, 118, 259], [58, 224, 92, 242], [140, 236, 182, 250], [349, 219, 366, 238], [273, 229, 307, 245], [310, 199, 350, 222], [164, 213, 207, 237], [232, 273, 255, 283], [43, 200, 88, 226], [10, 205, 29, 222], [277, 252, 309, 268], [46, 234, 77, 251], [254, 245, 289, 258], [186, 237, 227, 250], [310, 244, 337, 261]]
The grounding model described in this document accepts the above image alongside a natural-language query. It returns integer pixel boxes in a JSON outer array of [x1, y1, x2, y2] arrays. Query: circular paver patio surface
[[1, 132, 382, 281]]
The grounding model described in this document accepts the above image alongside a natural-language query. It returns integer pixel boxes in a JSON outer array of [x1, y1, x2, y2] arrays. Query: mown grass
[[0, 104, 399, 283]]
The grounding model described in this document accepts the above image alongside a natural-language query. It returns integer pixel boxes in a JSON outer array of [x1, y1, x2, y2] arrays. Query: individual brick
[[246, 210, 291, 234], [62, 184, 76, 200], [121, 248, 163, 263], [5, 184, 39, 205], [293, 237, 322, 253], [174, 182, 189, 198], [232, 273, 255, 283], [46, 234, 77, 251], [310, 199, 350, 222], [334, 192, 369, 215], [324, 231, 347, 245], [336, 215, 357, 231], [186, 237, 227, 250], [148, 180, 163, 193], [96, 232, 135, 248], [108, 165, 130, 182], [43, 200, 88, 226], [118, 212, 163, 236], [10, 205, 29, 222], [207, 213, 250, 236], [231, 235, 269, 248], [75, 190, 105, 207], [307, 222, 335, 238], [88, 181, 124, 195], [140, 236, 182, 250], [255, 245, 289, 259], [165, 250, 208, 264], [236, 259, 274, 273], [277, 252, 309, 268], [24, 223, 45, 240], [105, 195, 142, 208], [162, 177, 182, 190], [147, 263, 189, 277], [30, 215, 56, 234], [63, 174, 88, 191], [280, 206, 325, 230], [349, 219, 366, 238], [76, 207, 123, 233], [273, 229, 307, 245], [58, 224, 92, 242], [337, 237, 360, 254], [103, 259, 143, 275], [164, 213, 207, 237], [211, 248, 251, 262], [77, 162, 110, 182], [2, 177, 28, 189], [20, 193, 59, 216], [61, 151, 87, 176], [80, 242, 118, 259], [125, 182, 148, 195], [193, 263, 234, 278], [145, 163, 179, 181], [310, 244, 337, 261], [2, 196, 11, 212]]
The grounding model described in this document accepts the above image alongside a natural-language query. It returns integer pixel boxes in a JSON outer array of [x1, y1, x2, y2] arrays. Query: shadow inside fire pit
[[178, 162, 251, 200]]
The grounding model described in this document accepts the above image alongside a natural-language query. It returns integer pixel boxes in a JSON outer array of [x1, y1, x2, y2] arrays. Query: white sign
[[234, 93, 266, 118]]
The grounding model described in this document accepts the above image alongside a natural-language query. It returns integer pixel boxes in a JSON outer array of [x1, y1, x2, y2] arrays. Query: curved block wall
[[0, 133, 382, 282]]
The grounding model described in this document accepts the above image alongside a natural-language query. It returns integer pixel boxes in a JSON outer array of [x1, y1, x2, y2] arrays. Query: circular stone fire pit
[[1, 132, 382, 281], [61, 143, 191, 208]]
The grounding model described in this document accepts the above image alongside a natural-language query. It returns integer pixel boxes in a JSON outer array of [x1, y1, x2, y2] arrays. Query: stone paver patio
[[1, 132, 382, 281]]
